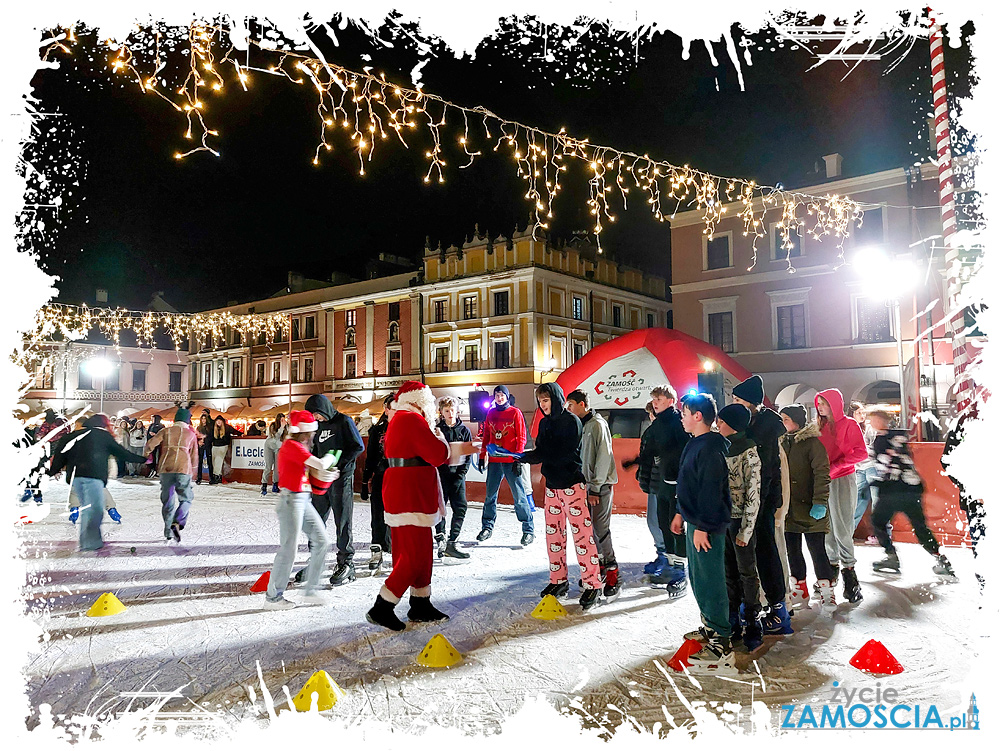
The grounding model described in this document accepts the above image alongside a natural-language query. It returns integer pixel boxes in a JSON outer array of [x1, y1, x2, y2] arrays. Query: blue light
[[687, 388, 697, 396]]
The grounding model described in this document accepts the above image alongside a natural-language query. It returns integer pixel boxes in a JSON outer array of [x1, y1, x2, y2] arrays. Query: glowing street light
[[83, 357, 113, 413]]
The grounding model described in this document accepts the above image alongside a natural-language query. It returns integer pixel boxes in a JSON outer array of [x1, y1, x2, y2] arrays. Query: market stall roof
[[531, 328, 753, 433]]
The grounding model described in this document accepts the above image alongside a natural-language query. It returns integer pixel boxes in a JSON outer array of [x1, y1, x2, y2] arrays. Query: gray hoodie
[[580, 411, 618, 493]]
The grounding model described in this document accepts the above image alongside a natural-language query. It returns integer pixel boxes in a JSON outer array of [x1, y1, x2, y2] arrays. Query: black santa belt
[[387, 457, 431, 468]]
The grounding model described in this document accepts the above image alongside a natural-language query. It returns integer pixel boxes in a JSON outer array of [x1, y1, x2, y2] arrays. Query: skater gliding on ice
[[144, 407, 199, 542]]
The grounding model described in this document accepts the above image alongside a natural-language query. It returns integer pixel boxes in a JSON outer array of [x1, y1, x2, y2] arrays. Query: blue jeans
[[481, 462, 534, 534], [647, 493, 666, 552], [160, 472, 194, 538], [267, 490, 330, 599], [74, 477, 106, 551], [854, 466, 880, 530]]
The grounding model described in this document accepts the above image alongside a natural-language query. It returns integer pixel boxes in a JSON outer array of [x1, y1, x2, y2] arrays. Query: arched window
[[388, 321, 399, 343], [345, 326, 356, 348]]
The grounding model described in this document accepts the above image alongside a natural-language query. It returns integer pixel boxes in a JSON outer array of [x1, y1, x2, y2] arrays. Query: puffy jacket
[[437, 417, 473, 478], [725, 432, 761, 544], [145, 422, 199, 475], [815, 388, 868, 480], [580, 411, 618, 492], [780, 422, 831, 534], [520, 383, 585, 490]]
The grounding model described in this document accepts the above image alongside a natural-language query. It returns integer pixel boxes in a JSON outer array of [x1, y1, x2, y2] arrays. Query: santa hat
[[288, 410, 318, 434], [394, 380, 437, 428]]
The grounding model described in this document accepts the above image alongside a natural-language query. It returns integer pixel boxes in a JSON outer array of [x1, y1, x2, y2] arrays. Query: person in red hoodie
[[475, 385, 535, 546], [815, 388, 868, 604], [366, 381, 478, 631]]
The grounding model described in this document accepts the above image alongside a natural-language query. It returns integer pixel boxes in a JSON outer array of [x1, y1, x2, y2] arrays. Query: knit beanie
[[493, 384, 511, 410], [732, 375, 765, 405], [174, 408, 192, 424], [718, 404, 751, 433], [780, 404, 808, 430]]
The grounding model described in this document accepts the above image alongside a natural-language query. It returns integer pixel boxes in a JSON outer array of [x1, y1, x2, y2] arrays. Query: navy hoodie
[[520, 382, 585, 490], [676, 430, 732, 534]]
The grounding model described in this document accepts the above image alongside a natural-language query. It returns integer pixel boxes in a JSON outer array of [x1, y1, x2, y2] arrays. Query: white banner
[[231, 438, 267, 470], [577, 348, 670, 410]]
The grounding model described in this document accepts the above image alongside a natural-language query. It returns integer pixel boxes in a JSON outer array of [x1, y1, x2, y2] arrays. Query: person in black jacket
[[731, 374, 790, 634], [645, 384, 691, 594], [49, 414, 147, 552], [303, 393, 365, 585], [207, 415, 236, 484], [435, 396, 473, 560], [146, 415, 165, 478], [492, 382, 602, 611], [361, 395, 394, 571]]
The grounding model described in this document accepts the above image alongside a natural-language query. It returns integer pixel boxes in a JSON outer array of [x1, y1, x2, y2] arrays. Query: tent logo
[[593, 370, 645, 406]]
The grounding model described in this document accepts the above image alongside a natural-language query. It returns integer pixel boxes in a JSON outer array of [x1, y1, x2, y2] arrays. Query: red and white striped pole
[[929, 14, 974, 414]]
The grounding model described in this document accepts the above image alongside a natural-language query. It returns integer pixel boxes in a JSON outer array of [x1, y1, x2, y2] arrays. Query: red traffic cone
[[667, 638, 704, 672], [849, 639, 904, 675], [250, 571, 271, 593]]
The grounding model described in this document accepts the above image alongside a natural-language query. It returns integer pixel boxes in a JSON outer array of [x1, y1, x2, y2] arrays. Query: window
[[345, 353, 356, 379], [304, 358, 314, 383], [345, 309, 356, 327], [255, 362, 265, 386], [203, 364, 211, 389], [463, 296, 477, 320], [464, 344, 478, 370], [708, 312, 735, 353], [573, 342, 585, 362], [304, 315, 316, 339], [272, 362, 281, 384], [216, 363, 224, 387], [133, 367, 147, 392], [647, 312, 655, 328], [388, 302, 400, 321], [856, 297, 892, 343], [494, 291, 509, 316], [345, 327, 356, 348], [777, 304, 807, 349], [612, 305, 623, 328], [706, 234, 731, 270], [104, 366, 120, 392], [291, 360, 299, 383], [232, 329, 242, 346], [435, 347, 449, 373], [433, 299, 447, 323], [256, 332, 266, 346], [572, 296, 584, 321], [388, 321, 399, 343], [231, 360, 241, 388], [853, 207, 884, 247], [169, 370, 182, 393], [291, 318, 300, 341], [273, 327, 283, 344], [771, 224, 802, 259], [494, 341, 510, 369], [388, 349, 401, 376], [77, 365, 93, 391]]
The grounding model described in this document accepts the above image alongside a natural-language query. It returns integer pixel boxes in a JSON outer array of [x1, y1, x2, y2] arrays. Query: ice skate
[[33, 491, 43, 505], [68, 507, 79, 525], [260, 483, 267, 496], [650, 563, 687, 598], [842, 567, 863, 603], [873, 551, 901, 574], [407, 596, 450, 623], [686, 636, 737, 675], [107, 508, 122, 524], [602, 565, 621, 602], [814, 564, 838, 595], [169, 523, 182, 543], [476, 528, 492, 542], [520, 532, 534, 546], [19, 488, 32, 504], [368, 544, 383, 572], [434, 531, 446, 557], [271, 483, 279, 493], [540, 580, 570, 599], [761, 601, 793, 635], [441, 541, 471, 561], [788, 578, 810, 609], [579, 587, 600, 611], [644, 551, 668, 576], [933, 554, 957, 579], [683, 625, 714, 642], [816, 579, 837, 613], [330, 563, 357, 586]]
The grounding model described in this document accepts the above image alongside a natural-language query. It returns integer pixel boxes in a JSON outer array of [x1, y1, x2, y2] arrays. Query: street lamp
[[853, 249, 920, 428], [83, 357, 113, 414]]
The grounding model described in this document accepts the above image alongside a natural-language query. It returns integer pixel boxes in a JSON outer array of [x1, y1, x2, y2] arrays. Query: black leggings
[[785, 531, 837, 581]]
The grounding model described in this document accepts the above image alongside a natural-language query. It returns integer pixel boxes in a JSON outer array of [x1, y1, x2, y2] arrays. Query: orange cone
[[667, 638, 704, 672], [250, 571, 270, 593], [850, 639, 904, 675]]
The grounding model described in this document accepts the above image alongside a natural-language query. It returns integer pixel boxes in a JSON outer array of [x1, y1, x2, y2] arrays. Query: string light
[[45, 21, 864, 261]]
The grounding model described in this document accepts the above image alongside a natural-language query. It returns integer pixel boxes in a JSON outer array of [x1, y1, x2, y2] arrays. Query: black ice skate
[[540, 580, 570, 599], [441, 541, 471, 560], [842, 566, 863, 603], [368, 544, 383, 572], [873, 551, 901, 574], [407, 596, 450, 623], [579, 588, 600, 611], [933, 554, 957, 579], [330, 563, 357, 586]]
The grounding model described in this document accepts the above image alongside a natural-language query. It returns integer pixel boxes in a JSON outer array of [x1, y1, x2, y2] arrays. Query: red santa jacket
[[478, 405, 526, 465], [382, 409, 450, 527]]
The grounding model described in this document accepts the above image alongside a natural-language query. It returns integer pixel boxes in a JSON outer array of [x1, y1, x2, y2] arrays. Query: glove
[[809, 504, 828, 520]]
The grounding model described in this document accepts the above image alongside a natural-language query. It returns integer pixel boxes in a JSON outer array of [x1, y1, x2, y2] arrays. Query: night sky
[[26, 15, 975, 312]]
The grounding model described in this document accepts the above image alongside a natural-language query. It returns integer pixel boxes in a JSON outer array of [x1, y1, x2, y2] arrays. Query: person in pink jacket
[[814, 388, 868, 604]]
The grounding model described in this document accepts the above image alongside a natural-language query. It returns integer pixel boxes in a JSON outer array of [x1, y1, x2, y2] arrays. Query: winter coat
[[382, 409, 450, 527], [147, 419, 165, 441], [635, 422, 661, 494], [745, 406, 786, 512], [725, 432, 761, 544], [779, 422, 831, 534], [145, 422, 199, 475], [437, 417, 473, 478], [676, 430, 731, 535], [362, 417, 389, 484], [520, 383, 585, 490], [646, 405, 689, 484], [478, 403, 527, 466], [305, 394, 365, 469], [50, 416, 147, 486], [579, 411, 618, 492], [815, 388, 868, 480], [872, 429, 924, 497]]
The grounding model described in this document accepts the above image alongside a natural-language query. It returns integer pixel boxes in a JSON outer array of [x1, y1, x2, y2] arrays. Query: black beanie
[[493, 385, 510, 398], [733, 375, 764, 405], [718, 404, 752, 433], [780, 404, 808, 430]]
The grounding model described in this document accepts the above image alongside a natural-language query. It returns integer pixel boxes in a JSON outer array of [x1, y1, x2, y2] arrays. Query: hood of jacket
[[725, 431, 755, 457], [305, 394, 336, 420], [789, 421, 822, 443], [815, 388, 846, 423], [535, 381, 567, 417]]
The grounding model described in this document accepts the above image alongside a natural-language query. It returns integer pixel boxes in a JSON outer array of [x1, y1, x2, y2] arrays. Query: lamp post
[[83, 356, 113, 414]]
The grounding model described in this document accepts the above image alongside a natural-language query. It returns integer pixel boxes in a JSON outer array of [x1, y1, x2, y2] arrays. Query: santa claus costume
[[366, 381, 454, 631]]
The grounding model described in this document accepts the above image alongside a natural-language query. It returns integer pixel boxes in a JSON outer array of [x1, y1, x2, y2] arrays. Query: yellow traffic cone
[[291, 670, 343, 712], [531, 594, 568, 620], [86, 592, 126, 617], [415, 634, 462, 668]]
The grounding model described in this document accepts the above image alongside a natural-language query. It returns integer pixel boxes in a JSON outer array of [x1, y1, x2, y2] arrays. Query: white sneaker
[[263, 596, 297, 610], [300, 592, 327, 606], [816, 579, 838, 613], [687, 637, 737, 674]]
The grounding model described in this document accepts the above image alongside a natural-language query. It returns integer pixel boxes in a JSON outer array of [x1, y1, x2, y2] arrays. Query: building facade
[[669, 157, 962, 422]]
